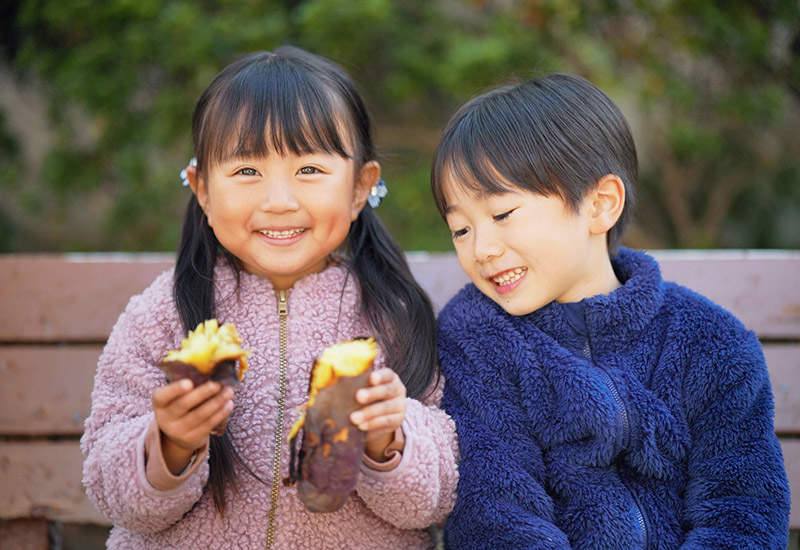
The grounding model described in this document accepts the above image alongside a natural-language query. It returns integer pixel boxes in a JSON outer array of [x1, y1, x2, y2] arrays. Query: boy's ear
[[587, 174, 625, 236], [352, 160, 380, 220], [186, 164, 213, 226]]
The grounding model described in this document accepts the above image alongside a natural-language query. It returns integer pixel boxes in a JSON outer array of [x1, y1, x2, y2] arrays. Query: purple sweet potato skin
[[159, 359, 239, 435], [296, 370, 371, 513]]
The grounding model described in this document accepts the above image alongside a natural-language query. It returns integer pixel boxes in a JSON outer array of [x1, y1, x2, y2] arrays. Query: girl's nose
[[260, 179, 299, 212], [472, 227, 503, 263]]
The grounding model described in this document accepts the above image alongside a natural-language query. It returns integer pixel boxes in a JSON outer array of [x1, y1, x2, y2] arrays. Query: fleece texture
[[438, 248, 790, 550], [81, 260, 458, 549]]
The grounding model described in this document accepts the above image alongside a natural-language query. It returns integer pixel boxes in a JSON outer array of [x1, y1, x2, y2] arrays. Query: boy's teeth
[[492, 268, 526, 286], [260, 228, 305, 238]]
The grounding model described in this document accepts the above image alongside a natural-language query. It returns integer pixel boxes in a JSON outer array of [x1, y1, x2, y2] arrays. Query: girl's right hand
[[152, 379, 234, 474]]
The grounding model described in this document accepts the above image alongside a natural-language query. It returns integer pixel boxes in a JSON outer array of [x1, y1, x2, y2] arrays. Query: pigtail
[[346, 207, 440, 400], [173, 194, 247, 514], [174, 195, 217, 332]]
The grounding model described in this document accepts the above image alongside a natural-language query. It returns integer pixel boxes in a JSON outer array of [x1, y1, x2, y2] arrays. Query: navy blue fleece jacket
[[438, 248, 790, 549]]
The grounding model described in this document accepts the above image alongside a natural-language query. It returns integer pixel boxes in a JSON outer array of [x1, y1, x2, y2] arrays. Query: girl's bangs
[[197, 61, 354, 169]]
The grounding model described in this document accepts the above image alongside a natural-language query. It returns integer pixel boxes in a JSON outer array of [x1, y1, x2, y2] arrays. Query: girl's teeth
[[492, 268, 526, 286], [260, 229, 305, 238]]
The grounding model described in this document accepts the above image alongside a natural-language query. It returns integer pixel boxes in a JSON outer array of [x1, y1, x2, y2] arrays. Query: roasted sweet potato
[[285, 338, 376, 513], [159, 319, 249, 435]]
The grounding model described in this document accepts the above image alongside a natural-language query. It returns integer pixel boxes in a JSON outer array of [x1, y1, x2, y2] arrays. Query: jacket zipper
[[582, 342, 647, 548], [266, 289, 289, 549], [582, 343, 630, 451], [611, 464, 650, 549]]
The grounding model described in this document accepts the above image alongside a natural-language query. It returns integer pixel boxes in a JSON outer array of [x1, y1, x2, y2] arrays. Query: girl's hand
[[152, 379, 234, 474], [350, 368, 407, 462]]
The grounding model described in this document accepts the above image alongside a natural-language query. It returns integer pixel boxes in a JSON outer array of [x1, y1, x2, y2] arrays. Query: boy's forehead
[[442, 176, 516, 213], [442, 166, 515, 195]]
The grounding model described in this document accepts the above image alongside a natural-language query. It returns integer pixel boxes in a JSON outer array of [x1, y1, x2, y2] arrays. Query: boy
[[431, 73, 790, 549]]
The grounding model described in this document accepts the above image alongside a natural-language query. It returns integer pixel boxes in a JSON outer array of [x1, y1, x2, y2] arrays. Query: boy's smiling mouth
[[490, 267, 527, 287]]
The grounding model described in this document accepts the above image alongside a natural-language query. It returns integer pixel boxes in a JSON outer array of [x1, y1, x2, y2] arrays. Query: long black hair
[[431, 73, 638, 253], [174, 46, 438, 513]]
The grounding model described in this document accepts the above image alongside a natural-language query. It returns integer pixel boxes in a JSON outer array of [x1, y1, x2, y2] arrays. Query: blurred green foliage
[[1, 0, 799, 252]]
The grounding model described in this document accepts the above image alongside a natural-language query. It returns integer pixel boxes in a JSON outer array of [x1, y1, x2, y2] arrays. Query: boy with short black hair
[[432, 73, 790, 549]]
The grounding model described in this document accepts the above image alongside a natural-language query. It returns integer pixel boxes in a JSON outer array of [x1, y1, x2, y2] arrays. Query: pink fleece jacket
[[81, 261, 459, 549]]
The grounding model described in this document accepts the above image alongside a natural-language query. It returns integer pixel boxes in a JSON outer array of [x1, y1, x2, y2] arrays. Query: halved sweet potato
[[159, 319, 249, 435], [285, 338, 376, 513]]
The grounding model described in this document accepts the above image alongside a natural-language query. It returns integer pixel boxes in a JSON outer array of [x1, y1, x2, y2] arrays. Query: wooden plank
[[2, 251, 798, 341], [0, 438, 795, 528], [654, 250, 800, 340], [0, 346, 101, 436], [408, 252, 470, 313], [784, 440, 800, 530], [0, 519, 48, 550], [0, 254, 173, 343], [766, 345, 800, 435], [0, 441, 109, 525], [1, 343, 795, 437], [410, 251, 800, 338]]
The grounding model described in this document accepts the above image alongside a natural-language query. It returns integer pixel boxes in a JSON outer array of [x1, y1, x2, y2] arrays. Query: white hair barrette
[[180, 157, 197, 187], [368, 178, 388, 208]]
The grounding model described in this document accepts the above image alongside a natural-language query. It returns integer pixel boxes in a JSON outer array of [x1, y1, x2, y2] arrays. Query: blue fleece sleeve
[[440, 332, 571, 550], [681, 329, 790, 549]]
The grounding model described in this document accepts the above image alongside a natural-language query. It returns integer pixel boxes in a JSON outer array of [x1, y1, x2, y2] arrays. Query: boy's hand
[[152, 379, 234, 474], [350, 368, 406, 462]]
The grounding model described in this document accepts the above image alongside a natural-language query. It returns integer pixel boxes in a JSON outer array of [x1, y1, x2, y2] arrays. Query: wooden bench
[[1, 251, 798, 548]]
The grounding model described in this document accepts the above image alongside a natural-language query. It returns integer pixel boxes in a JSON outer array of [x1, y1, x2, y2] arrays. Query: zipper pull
[[277, 289, 289, 316]]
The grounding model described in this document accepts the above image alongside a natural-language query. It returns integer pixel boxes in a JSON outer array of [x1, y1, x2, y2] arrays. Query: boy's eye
[[452, 227, 469, 239], [493, 209, 516, 222], [236, 167, 259, 177], [298, 166, 320, 175]]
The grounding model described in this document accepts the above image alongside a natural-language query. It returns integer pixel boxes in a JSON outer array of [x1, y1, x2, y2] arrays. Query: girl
[[81, 46, 458, 549]]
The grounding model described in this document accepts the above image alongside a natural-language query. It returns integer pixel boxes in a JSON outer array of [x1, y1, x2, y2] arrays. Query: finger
[[350, 396, 406, 426], [355, 381, 404, 405], [358, 412, 405, 435], [182, 386, 234, 426], [162, 389, 234, 445], [368, 368, 396, 386], [169, 380, 224, 414], [153, 379, 194, 408], [185, 398, 234, 438]]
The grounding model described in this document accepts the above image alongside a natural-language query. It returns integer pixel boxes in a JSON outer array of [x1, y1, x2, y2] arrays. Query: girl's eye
[[493, 209, 516, 222], [452, 227, 469, 240], [237, 167, 259, 177], [298, 166, 320, 175]]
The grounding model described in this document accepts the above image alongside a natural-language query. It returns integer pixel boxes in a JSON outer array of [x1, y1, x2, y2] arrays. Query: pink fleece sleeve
[[355, 379, 460, 529], [80, 277, 210, 533], [144, 419, 208, 491]]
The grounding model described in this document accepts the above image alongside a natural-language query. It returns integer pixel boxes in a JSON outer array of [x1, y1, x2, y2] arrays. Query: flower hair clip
[[180, 157, 197, 187], [368, 178, 388, 208]]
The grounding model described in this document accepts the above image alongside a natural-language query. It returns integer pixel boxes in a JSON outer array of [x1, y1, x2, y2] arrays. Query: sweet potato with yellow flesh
[[285, 338, 376, 513], [160, 319, 250, 435]]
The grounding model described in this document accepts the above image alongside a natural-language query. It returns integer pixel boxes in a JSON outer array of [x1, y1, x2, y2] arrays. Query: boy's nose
[[472, 228, 503, 263], [260, 179, 299, 212]]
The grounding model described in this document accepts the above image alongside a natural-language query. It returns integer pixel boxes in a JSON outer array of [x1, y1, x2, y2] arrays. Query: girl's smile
[[257, 227, 308, 244]]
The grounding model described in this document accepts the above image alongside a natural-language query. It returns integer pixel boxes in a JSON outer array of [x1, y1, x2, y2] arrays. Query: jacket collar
[[518, 248, 665, 354], [212, 255, 357, 314]]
